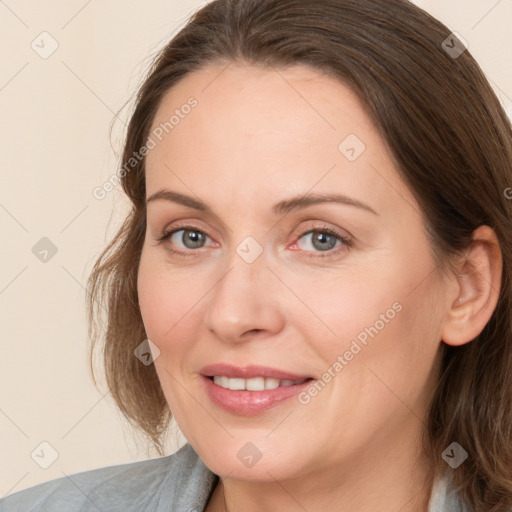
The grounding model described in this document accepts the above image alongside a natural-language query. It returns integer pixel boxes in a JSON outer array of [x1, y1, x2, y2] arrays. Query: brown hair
[[86, 0, 512, 509]]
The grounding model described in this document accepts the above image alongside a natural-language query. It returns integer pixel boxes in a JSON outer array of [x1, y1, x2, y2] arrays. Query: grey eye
[[298, 231, 341, 252], [172, 229, 209, 249]]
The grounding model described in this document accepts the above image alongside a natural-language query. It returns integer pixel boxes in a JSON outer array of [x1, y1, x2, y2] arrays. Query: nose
[[202, 248, 285, 344]]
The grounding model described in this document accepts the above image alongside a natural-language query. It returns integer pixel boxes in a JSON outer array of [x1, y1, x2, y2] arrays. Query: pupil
[[313, 232, 336, 251], [185, 230, 204, 248]]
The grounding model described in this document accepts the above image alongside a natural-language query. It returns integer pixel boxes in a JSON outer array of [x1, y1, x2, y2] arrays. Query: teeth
[[246, 377, 266, 391], [212, 376, 306, 390], [228, 378, 245, 390]]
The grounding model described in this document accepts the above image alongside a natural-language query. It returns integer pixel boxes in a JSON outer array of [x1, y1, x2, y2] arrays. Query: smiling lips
[[200, 363, 314, 415], [212, 376, 307, 391]]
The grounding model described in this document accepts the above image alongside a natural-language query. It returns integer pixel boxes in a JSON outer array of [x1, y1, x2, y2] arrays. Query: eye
[[292, 225, 353, 258], [154, 226, 213, 255], [153, 223, 352, 259]]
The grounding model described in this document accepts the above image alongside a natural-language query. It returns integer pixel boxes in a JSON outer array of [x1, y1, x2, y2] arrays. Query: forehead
[[147, 63, 373, 160], [145, 62, 417, 219]]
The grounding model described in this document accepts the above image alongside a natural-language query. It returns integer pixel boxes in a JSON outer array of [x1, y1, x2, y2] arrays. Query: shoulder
[[0, 443, 217, 512]]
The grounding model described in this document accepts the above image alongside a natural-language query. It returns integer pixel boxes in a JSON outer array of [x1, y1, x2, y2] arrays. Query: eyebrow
[[146, 189, 379, 216]]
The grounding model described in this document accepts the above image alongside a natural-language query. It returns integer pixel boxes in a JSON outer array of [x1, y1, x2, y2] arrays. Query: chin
[[191, 435, 310, 482]]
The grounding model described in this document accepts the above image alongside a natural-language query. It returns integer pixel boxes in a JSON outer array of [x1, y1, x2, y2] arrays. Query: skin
[[137, 62, 502, 511]]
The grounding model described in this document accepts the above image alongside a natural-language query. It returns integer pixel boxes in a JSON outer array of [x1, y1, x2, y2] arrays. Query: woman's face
[[137, 63, 450, 482]]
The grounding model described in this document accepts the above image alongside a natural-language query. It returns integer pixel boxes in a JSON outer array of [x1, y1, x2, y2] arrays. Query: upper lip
[[200, 363, 313, 381]]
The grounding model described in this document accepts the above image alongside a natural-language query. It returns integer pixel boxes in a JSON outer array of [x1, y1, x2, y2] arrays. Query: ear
[[441, 225, 502, 347]]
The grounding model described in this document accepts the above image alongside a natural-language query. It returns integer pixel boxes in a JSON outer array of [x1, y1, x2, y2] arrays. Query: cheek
[[136, 255, 200, 412], [136, 250, 218, 385], [137, 261, 169, 340], [305, 254, 443, 407], [137, 254, 210, 441], [332, 278, 442, 422], [137, 249, 200, 340], [285, 264, 404, 358]]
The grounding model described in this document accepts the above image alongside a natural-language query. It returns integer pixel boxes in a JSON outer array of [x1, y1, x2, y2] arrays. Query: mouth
[[207, 375, 312, 390], [199, 364, 316, 415], [200, 362, 314, 382]]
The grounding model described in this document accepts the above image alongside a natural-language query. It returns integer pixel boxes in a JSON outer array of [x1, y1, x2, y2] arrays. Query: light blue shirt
[[0, 443, 465, 511]]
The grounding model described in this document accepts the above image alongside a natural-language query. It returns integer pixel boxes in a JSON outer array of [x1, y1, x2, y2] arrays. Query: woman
[[2, 0, 512, 510]]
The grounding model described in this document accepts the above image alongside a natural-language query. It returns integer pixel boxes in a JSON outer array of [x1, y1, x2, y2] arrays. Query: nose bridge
[[202, 236, 284, 342], [220, 228, 271, 290]]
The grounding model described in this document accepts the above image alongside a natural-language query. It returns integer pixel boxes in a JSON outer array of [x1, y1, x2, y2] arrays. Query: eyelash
[[153, 223, 353, 259]]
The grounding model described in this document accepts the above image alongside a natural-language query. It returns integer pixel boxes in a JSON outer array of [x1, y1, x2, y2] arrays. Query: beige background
[[1, 0, 511, 497]]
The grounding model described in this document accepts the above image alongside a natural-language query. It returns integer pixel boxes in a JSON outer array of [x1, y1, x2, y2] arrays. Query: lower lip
[[201, 375, 314, 415]]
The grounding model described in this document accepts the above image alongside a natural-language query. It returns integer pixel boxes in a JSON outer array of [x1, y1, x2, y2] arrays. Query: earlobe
[[441, 225, 502, 347]]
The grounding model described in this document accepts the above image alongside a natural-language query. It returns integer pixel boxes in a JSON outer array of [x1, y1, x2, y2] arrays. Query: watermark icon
[[338, 134, 366, 162], [236, 236, 263, 263], [31, 441, 59, 469], [92, 97, 198, 200], [442, 442, 468, 468], [31, 31, 59, 59], [237, 442, 262, 468], [298, 301, 403, 405], [134, 338, 160, 365], [504, 187, 512, 200], [32, 237, 58, 263], [441, 31, 468, 59]]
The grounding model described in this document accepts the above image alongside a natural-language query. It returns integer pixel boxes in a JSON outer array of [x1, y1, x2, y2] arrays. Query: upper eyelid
[[156, 216, 351, 235], [150, 207, 356, 237], [159, 222, 345, 237]]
